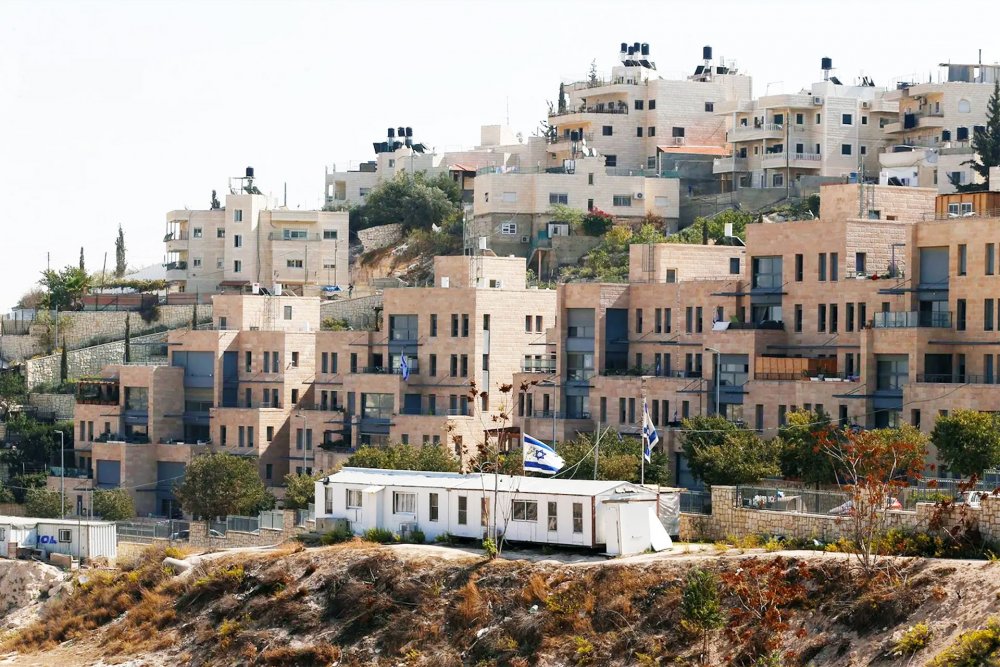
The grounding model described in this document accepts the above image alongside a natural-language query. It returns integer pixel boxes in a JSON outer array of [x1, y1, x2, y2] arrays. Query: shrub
[[362, 527, 396, 544], [482, 537, 498, 559], [434, 532, 456, 545], [318, 527, 354, 545], [403, 528, 425, 544], [894, 623, 933, 657], [929, 617, 1000, 666]]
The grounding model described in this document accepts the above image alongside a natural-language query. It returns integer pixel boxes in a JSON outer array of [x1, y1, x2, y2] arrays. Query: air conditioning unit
[[398, 522, 419, 538], [520, 235, 530, 243], [634, 192, 645, 199], [861, 101, 871, 110], [813, 96, 824, 105], [673, 137, 685, 145]]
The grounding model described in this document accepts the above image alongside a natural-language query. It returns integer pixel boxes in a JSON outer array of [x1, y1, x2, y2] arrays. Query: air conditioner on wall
[[861, 101, 871, 110], [398, 522, 418, 538], [813, 97, 824, 105], [634, 192, 645, 199], [673, 137, 685, 145], [520, 235, 530, 243]]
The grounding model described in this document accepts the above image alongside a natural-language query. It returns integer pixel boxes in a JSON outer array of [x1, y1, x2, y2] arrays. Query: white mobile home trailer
[[0, 515, 117, 561], [315, 468, 672, 555]]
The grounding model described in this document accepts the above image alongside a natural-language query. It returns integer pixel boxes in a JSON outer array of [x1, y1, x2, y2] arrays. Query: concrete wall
[[319, 295, 382, 331]]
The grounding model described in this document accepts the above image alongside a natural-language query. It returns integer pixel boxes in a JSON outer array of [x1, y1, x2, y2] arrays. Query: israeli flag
[[400, 354, 410, 381], [642, 399, 658, 463], [523, 433, 565, 475]]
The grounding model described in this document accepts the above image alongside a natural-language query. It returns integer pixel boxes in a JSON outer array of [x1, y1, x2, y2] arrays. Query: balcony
[[76, 380, 120, 405], [49, 466, 92, 479], [713, 157, 749, 174], [268, 232, 323, 242], [522, 361, 557, 373], [761, 152, 822, 170], [884, 111, 945, 134], [94, 433, 151, 445], [358, 365, 419, 375], [549, 104, 629, 119], [916, 374, 988, 384], [728, 123, 784, 142], [871, 311, 951, 329], [529, 410, 592, 420], [566, 368, 596, 381], [548, 132, 596, 145], [164, 232, 189, 252]]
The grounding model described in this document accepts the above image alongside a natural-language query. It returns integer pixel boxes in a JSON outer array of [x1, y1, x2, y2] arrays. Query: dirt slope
[[3, 543, 1000, 666]]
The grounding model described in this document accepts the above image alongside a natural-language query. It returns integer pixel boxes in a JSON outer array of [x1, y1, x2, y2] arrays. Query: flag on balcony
[[400, 354, 410, 381], [523, 434, 565, 475], [642, 399, 658, 463]]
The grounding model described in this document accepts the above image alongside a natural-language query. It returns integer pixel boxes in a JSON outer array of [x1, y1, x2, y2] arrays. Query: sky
[[1, 0, 997, 311]]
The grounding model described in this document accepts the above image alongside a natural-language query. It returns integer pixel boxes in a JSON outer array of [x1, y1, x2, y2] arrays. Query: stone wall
[[320, 295, 381, 331], [357, 223, 403, 253], [678, 485, 1000, 544], [117, 511, 307, 558], [26, 393, 76, 421], [0, 305, 213, 364], [25, 331, 170, 389]]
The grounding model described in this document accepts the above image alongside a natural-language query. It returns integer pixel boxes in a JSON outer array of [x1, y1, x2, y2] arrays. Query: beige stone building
[[165, 170, 349, 297], [513, 181, 1000, 486], [879, 63, 1000, 193]]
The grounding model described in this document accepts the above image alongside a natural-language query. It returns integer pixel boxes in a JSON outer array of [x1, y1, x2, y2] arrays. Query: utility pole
[[59, 430, 65, 517], [593, 421, 601, 479]]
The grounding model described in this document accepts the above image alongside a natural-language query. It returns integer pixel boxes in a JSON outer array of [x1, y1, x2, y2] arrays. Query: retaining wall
[[678, 485, 1000, 544], [27, 393, 76, 421], [25, 331, 170, 389], [320, 295, 382, 331], [357, 223, 403, 253]]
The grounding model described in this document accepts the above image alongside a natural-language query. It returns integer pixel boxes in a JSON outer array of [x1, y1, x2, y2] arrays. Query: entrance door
[[603, 504, 621, 555]]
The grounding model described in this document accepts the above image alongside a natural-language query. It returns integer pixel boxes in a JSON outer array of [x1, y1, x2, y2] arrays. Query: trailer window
[[346, 489, 363, 509], [512, 500, 538, 522], [392, 492, 416, 515], [547, 502, 557, 531], [572, 503, 583, 533], [458, 496, 468, 525], [429, 493, 439, 522], [58, 529, 71, 543]]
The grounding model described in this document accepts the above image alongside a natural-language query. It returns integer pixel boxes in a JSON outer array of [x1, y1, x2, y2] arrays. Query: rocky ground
[[0, 542, 998, 666]]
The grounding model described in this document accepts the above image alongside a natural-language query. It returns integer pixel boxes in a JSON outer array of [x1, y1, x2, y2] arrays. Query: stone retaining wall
[[117, 511, 307, 558], [25, 331, 170, 389], [320, 295, 381, 331], [678, 485, 1000, 544], [27, 393, 76, 421], [357, 223, 403, 253]]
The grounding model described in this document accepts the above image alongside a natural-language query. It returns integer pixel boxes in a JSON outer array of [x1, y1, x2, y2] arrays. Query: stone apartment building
[[713, 77, 898, 190], [54, 256, 557, 516], [512, 181, 1000, 487], [879, 62, 1000, 193], [165, 170, 349, 297]]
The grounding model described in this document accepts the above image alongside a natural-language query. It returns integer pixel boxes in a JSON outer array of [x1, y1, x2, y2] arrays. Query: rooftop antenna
[[506, 96, 510, 126]]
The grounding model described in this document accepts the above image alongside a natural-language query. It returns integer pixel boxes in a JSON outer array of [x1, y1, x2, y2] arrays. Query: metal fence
[[116, 519, 189, 544], [735, 486, 851, 516], [226, 515, 260, 534], [679, 489, 712, 515], [260, 510, 285, 531], [295, 503, 315, 527]]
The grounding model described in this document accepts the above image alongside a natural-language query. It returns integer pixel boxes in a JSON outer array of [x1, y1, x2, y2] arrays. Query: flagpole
[[641, 432, 646, 486], [593, 421, 600, 480], [640, 382, 647, 486]]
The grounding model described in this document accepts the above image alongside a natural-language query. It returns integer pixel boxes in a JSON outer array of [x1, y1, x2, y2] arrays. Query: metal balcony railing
[[872, 311, 951, 328], [916, 373, 989, 384]]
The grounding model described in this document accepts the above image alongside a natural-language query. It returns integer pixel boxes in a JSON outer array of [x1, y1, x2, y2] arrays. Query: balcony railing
[[529, 410, 592, 420], [916, 374, 990, 384], [549, 105, 629, 117], [164, 261, 187, 271], [358, 365, 419, 375], [548, 132, 596, 144], [522, 361, 557, 373], [566, 368, 596, 381], [49, 466, 92, 479], [95, 433, 151, 444], [721, 321, 786, 331], [163, 232, 189, 242], [872, 311, 951, 328], [755, 371, 860, 382], [267, 232, 323, 241]]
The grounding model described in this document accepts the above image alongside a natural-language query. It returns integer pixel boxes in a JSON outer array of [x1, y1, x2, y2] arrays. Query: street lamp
[[705, 347, 722, 418], [59, 429, 65, 517]]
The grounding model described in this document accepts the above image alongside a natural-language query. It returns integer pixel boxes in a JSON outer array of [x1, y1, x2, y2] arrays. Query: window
[[572, 503, 583, 533], [842, 113, 853, 125], [636, 127, 643, 137], [392, 492, 416, 514], [192, 257, 202, 268], [462, 314, 469, 337], [284, 305, 293, 320], [429, 354, 437, 376], [830, 252, 838, 281], [666, 268, 676, 283], [291, 388, 298, 404], [216, 228, 225, 238], [547, 501, 557, 531], [860, 146, 867, 155], [815, 113, 821, 124], [772, 173, 783, 187], [830, 303, 839, 333], [818, 253, 827, 281], [458, 496, 468, 524], [548, 192, 568, 205], [323, 229, 338, 240], [613, 194, 632, 207], [729, 257, 740, 274], [291, 351, 299, 367], [672, 127, 685, 138], [217, 258, 223, 269], [841, 144, 852, 155], [986, 298, 994, 331], [430, 314, 437, 337], [635, 308, 643, 333], [957, 298, 967, 331], [989, 244, 996, 276], [796, 112, 804, 125], [451, 314, 459, 337], [876, 355, 908, 391], [751, 256, 782, 289], [233, 260, 242, 273], [500, 222, 517, 235], [648, 127, 656, 136], [233, 209, 243, 222], [705, 101, 715, 112], [958, 99, 972, 113], [58, 529, 71, 543], [233, 234, 243, 248], [648, 99, 656, 109], [818, 304, 827, 332], [512, 500, 538, 521], [266, 425, 274, 441], [286, 259, 303, 268], [346, 489, 363, 508], [192, 227, 203, 238], [634, 99, 644, 110], [604, 154, 617, 167], [958, 244, 967, 275], [429, 493, 439, 521], [501, 191, 516, 203], [602, 125, 613, 136], [794, 304, 802, 332], [855, 252, 867, 275]]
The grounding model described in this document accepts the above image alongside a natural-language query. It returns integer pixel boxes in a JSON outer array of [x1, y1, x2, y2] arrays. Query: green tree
[[558, 81, 567, 113], [680, 416, 781, 486], [59, 340, 68, 382], [588, 59, 599, 87], [115, 224, 127, 278], [0, 371, 26, 419], [191, 302, 198, 329], [123, 313, 131, 363], [347, 442, 460, 472], [0, 416, 73, 481], [174, 453, 272, 521], [581, 208, 614, 236], [352, 173, 460, 233], [39, 265, 91, 311], [682, 569, 725, 665], [283, 471, 320, 510], [669, 209, 755, 245], [561, 223, 668, 283], [25, 488, 63, 518], [78, 247, 85, 272], [92, 488, 135, 520], [555, 431, 670, 485], [931, 409, 1000, 478], [778, 409, 839, 487], [964, 81, 1000, 191]]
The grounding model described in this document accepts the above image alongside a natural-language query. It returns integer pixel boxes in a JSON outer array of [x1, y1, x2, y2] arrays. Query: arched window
[[958, 99, 972, 113]]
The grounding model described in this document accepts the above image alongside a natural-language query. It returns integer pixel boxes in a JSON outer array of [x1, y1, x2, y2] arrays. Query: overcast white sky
[[1, 0, 997, 311]]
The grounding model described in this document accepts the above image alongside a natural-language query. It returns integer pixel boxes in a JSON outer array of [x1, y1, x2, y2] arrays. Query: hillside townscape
[[4, 3, 1000, 665]]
